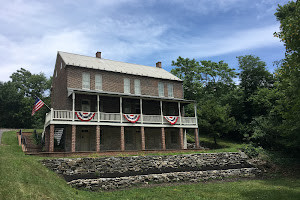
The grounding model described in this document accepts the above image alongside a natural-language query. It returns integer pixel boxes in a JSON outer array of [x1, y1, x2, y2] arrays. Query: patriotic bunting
[[164, 116, 178, 125], [124, 114, 140, 123], [76, 112, 96, 121]]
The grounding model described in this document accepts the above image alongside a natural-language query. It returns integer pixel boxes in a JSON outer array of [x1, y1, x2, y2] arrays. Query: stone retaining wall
[[42, 152, 252, 179], [69, 168, 260, 191]]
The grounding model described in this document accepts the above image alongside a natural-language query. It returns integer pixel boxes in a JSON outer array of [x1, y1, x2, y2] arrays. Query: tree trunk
[[214, 136, 217, 146]]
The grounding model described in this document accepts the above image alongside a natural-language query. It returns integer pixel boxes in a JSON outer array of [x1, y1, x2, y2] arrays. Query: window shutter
[[95, 74, 102, 90], [134, 79, 141, 95]]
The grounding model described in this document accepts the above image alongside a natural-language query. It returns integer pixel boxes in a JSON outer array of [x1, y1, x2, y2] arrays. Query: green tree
[[0, 68, 51, 128], [237, 55, 274, 123], [171, 57, 202, 100], [273, 1, 300, 154]]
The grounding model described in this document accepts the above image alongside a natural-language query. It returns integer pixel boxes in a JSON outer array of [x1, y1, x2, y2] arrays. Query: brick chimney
[[156, 62, 162, 68], [96, 52, 101, 58]]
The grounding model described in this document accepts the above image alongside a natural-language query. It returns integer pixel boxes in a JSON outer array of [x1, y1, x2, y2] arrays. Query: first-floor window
[[171, 131, 178, 144]]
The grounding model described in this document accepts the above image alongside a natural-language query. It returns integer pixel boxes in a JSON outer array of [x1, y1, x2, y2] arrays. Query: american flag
[[32, 97, 45, 116]]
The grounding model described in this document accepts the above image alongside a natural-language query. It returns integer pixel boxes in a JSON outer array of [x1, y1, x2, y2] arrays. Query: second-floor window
[[168, 83, 174, 97], [95, 74, 102, 90], [134, 79, 141, 95], [82, 72, 90, 89], [158, 82, 164, 97], [124, 78, 130, 93]]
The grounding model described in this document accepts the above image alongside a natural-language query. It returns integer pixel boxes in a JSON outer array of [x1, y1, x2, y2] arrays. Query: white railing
[[182, 117, 197, 125], [143, 115, 162, 123], [53, 110, 73, 120], [46, 110, 197, 126], [100, 113, 121, 122]]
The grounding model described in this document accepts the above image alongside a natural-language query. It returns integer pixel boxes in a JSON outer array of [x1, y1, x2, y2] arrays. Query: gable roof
[[58, 51, 182, 81]]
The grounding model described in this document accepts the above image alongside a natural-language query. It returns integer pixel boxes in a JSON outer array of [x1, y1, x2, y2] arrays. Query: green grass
[[1, 131, 300, 200]]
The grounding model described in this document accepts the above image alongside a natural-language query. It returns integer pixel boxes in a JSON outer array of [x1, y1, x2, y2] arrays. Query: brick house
[[43, 51, 199, 152]]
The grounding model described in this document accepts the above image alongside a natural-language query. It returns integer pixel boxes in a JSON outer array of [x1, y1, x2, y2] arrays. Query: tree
[[171, 57, 238, 144], [198, 100, 236, 145], [273, 1, 300, 154], [0, 68, 51, 129], [171, 57, 202, 100], [237, 55, 274, 123]]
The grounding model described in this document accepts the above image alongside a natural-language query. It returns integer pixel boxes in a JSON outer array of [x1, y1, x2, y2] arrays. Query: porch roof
[[67, 88, 195, 103]]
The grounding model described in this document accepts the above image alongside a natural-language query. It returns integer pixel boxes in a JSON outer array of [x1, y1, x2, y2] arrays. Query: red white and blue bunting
[[164, 116, 178, 125], [124, 114, 140, 123], [75, 112, 95, 121]]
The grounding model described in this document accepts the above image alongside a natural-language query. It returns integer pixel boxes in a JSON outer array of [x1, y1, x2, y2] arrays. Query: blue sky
[[0, 0, 290, 82]]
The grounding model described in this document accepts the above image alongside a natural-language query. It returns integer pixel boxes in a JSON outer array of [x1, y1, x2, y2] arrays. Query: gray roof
[[58, 51, 182, 81]]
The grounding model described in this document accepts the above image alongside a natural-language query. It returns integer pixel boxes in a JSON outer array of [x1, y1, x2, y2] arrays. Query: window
[[171, 131, 178, 144], [82, 72, 90, 89], [125, 132, 133, 144], [134, 79, 141, 95], [95, 74, 102, 90], [124, 78, 130, 93], [55, 70, 57, 78], [168, 83, 174, 97], [158, 82, 164, 97], [81, 100, 90, 112], [60, 62, 63, 70]]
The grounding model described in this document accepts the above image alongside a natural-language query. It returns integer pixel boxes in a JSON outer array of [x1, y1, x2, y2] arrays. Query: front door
[[80, 129, 90, 151]]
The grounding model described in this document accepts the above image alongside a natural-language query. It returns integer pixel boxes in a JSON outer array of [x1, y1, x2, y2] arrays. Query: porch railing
[[45, 109, 197, 126]]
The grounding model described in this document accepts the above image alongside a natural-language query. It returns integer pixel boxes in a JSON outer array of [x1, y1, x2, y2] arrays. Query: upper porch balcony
[[45, 89, 198, 128]]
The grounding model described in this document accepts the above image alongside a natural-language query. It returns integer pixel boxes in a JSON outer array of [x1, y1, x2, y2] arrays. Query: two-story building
[[43, 51, 199, 152]]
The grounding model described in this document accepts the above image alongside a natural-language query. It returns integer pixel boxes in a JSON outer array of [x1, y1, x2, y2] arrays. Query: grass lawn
[[1, 130, 300, 200]]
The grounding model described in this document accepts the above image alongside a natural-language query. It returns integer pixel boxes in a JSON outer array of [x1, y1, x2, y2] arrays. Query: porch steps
[[22, 132, 42, 152], [54, 128, 64, 145]]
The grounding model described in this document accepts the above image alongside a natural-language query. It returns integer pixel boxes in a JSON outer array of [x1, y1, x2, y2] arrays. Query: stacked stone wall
[[42, 152, 260, 190]]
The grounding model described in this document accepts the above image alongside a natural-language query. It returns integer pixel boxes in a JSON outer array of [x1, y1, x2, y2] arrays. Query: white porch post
[[97, 94, 100, 122], [72, 92, 75, 121], [120, 97, 123, 123], [140, 98, 143, 124], [178, 102, 182, 125], [50, 108, 53, 120], [160, 100, 163, 124], [194, 102, 198, 127]]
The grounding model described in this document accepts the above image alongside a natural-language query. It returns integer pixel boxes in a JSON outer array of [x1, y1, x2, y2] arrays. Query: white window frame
[[95, 74, 102, 91], [134, 79, 141, 95], [158, 82, 164, 97], [124, 78, 130, 94], [82, 72, 90, 90], [167, 83, 174, 98]]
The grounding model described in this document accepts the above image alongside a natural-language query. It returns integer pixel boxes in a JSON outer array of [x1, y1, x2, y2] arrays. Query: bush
[[241, 143, 263, 158]]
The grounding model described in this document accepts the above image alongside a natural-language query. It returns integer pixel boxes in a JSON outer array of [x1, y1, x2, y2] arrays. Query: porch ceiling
[[67, 88, 195, 104]]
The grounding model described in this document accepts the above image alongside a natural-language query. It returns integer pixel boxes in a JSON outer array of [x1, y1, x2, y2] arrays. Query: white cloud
[[0, 30, 93, 81]]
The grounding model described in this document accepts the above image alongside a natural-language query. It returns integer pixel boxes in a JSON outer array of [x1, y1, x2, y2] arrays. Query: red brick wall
[[51, 54, 69, 110], [66, 66, 183, 98]]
